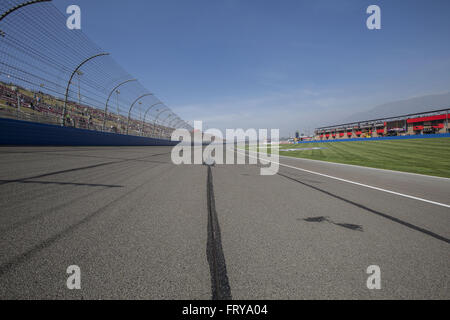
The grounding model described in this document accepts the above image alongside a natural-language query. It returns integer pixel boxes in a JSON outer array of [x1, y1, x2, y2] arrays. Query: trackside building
[[314, 109, 449, 141]]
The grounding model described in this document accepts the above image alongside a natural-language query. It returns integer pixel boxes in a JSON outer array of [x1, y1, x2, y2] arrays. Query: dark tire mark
[[303, 216, 329, 223], [0, 152, 171, 186], [0, 162, 176, 276], [301, 216, 364, 232], [206, 165, 232, 300], [335, 223, 363, 232], [1, 161, 163, 232], [279, 172, 449, 244], [0, 180, 123, 188]]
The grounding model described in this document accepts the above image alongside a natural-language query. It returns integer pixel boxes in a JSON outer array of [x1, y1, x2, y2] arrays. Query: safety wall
[[0, 118, 179, 146]]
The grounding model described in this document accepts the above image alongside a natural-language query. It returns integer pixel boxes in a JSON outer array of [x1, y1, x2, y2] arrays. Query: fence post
[[102, 79, 137, 132], [126, 93, 153, 135], [153, 109, 171, 138], [62, 53, 109, 127], [141, 102, 164, 136]]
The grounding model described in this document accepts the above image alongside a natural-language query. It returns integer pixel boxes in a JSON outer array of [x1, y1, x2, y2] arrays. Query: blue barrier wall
[[0, 118, 179, 146], [296, 133, 450, 144]]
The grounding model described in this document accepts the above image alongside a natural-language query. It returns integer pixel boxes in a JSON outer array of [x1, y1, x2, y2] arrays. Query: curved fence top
[[0, 0, 193, 137]]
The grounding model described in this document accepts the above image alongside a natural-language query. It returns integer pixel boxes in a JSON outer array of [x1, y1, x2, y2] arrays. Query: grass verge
[[250, 138, 450, 178]]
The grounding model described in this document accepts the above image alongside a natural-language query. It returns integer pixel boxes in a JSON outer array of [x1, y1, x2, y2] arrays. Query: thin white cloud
[[174, 87, 369, 136]]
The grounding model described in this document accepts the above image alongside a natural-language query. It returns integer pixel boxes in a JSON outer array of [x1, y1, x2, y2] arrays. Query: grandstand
[[0, 81, 178, 138], [0, 0, 191, 141], [314, 109, 449, 140]]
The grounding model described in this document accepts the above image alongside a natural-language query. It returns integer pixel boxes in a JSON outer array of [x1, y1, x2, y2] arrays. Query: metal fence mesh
[[0, 0, 191, 138]]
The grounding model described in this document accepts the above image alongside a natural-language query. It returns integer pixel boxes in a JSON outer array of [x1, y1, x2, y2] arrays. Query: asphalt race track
[[0, 146, 448, 299]]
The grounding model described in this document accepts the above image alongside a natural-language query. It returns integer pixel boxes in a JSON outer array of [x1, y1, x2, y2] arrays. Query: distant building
[[314, 109, 449, 141]]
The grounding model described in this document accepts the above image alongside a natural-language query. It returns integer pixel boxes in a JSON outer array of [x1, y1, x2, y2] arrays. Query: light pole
[[38, 83, 45, 108], [115, 89, 121, 132], [153, 109, 171, 138], [141, 102, 164, 136], [76, 70, 83, 106], [126, 93, 153, 135], [11, 86, 20, 119], [62, 53, 109, 126], [160, 113, 174, 138], [102, 78, 137, 132], [138, 101, 143, 134]]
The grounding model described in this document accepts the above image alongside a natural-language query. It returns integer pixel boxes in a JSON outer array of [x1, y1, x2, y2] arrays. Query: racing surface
[[0, 146, 448, 299]]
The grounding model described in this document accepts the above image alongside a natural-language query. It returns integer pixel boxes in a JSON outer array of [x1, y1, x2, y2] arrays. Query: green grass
[[249, 138, 450, 178]]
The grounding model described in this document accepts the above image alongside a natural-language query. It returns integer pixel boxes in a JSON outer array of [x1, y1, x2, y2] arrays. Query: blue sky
[[54, 0, 450, 136]]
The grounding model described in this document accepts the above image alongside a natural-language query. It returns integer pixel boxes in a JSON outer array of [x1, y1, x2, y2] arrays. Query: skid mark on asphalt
[[304, 216, 328, 223], [0, 164, 177, 277], [0, 161, 165, 232], [0, 180, 123, 188], [0, 152, 172, 186], [0, 161, 119, 186], [302, 216, 364, 232], [0, 152, 172, 164], [0, 148, 102, 155], [206, 165, 232, 300], [238, 149, 450, 208], [335, 223, 364, 232], [279, 172, 450, 244]]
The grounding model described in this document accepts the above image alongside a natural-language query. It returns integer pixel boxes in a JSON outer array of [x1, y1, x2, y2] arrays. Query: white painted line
[[277, 153, 450, 181], [235, 149, 450, 209], [240, 146, 450, 181]]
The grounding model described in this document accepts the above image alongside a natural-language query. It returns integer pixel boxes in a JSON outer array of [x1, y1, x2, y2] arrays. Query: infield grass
[[249, 138, 450, 178]]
